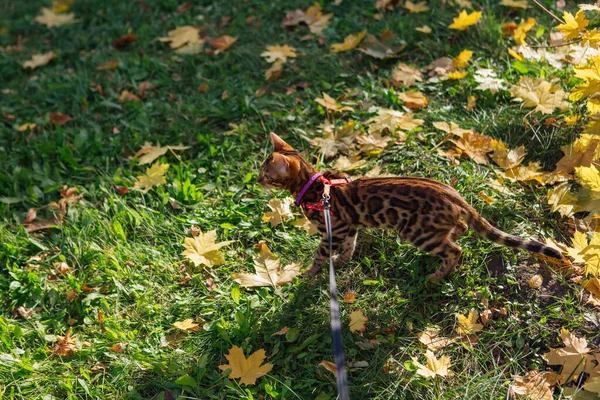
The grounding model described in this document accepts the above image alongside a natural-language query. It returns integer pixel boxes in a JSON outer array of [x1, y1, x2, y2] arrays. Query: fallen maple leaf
[[310, 120, 357, 158], [412, 350, 452, 378], [96, 59, 119, 70], [432, 121, 472, 137], [315, 92, 354, 112], [158, 26, 204, 54], [262, 197, 294, 227], [218, 345, 273, 385], [398, 91, 427, 109], [53, 330, 77, 357], [181, 230, 233, 268], [510, 371, 553, 400], [392, 63, 423, 86], [118, 90, 140, 102], [319, 360, 337, 375], [584, 277, 600, 308], [557, 10, 590, 40], [108, 343, 126, 353], [35, 8, 77, 28], [417, 327, 457, 351], [449, 10, 482, 31], [330, 31, 367, 53], [113, 34, 137, 50], [51, 0, 74, 13], [510, 77, 570, 115], [173, 319, 200, 331], [455, 309, 483, 336], [490, 141, 525, 170], [349, 309, 367, 333], [22, 51, 56, 69], [49, 112, 71, 126], [357, 132, 392, 153], [453, 49, 472, 69], [366, 108, 424, 135], [448, 131, 494, 165], [357, 33, 405, 59], [233, 243, 301, 288], [211, 35, 238, 53], [291, 217, 319, 235], [133, 142, 190, 165], [133, 162, 169, 193], [542, 329, 599, 384], [261, 44, 297, 63], [404, 0, 429, 13], [416, 25, 432, 34]]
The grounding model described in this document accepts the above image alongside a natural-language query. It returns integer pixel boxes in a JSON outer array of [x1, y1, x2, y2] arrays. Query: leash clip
[[321, 193, 331, 210]]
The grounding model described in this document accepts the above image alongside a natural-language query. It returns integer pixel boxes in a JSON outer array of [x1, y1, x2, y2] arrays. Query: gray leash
[[322, 193, 350, 400]]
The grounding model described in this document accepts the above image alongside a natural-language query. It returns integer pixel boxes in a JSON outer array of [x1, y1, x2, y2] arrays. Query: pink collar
[[295, 172, 323, 206]]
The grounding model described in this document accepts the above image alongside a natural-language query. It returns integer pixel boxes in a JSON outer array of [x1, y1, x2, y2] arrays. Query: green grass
[[0, 0, 597, 399]]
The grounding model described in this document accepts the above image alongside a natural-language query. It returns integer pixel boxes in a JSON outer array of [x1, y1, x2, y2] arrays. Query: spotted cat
[[258, 132, 565, 282]]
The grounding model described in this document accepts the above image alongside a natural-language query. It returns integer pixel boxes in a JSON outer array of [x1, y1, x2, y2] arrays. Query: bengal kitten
[[258, 132, 565, 282]]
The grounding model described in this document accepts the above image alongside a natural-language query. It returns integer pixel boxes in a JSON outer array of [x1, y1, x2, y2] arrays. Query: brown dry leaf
[[330, 31, 367, 53], [510, 371, 553, 400], [357, 33, 405, 59], [529, 274, 543, 289], [261, 44, 297, 63], [96, 59, 119, 70], [262, 197, 294, 227], [333, 155, 367, 171], [542, 329, 600, 384], [23, 51, 56, 69], [392, 63, 423, 87], [49, 112, 71, 126], [366, 108, 424, 135], [357, 132, 392, 153], [35, 8, 77, 28], [310, 120, 357, 158], [398, 91, 427, 109], [173, 319, 200, 331], [16, 306, 33, 319], [108, 343, 126, 353], [133, 162, 169, 193], [417, 327, 457, 351], [490, 141, 525, 170], [211, 35, 238, 53], [138, 81, 154, 98], [133, 142, 190, 165], [302, 3, 333, 34], [455, 309, 483, 336], [265, 60, 284, 80], [449, 131, 494, 165], [343, 292, 356, 303], [118, 90, 140, 102], [584, 277, 600, 308], [181, 229, 233, 268], [233, 243, 301, 288], [510, 77, 570, 115], [113, 34, 137, 49], [319, 360, 337, 375], [53, 331, 77, 357], [315, 92, 354, 112], [349, 309, 367, 333], [412, 350, 453, 378], [272, 326, 289, 336], [218, 346, 273, 385], [22, 202, 66, 233]]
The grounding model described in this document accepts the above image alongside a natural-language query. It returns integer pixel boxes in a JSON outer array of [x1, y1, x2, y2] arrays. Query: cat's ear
[[270, 152, 290, 176], [270, 132, 294, 151]]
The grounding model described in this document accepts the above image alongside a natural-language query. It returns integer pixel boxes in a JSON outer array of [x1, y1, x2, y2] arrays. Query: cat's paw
[[425, 272, 443, 285]]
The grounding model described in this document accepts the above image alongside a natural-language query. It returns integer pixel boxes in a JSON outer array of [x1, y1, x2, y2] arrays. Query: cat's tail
[[460, 206, 566, 261]]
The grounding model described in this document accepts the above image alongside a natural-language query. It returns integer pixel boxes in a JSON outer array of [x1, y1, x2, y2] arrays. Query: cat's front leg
[[305, 224, 350, 276]]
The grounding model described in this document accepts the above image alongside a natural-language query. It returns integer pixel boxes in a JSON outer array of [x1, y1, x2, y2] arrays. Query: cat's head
[[258, 132, 307, 190]]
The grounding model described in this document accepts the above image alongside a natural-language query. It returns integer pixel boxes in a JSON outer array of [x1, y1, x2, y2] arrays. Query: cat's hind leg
[[305, 224, 350, 276]]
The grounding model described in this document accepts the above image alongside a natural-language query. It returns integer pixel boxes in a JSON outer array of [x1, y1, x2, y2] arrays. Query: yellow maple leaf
[[557, 10, 590, 41], [508, 48, 524, 60], [568, 231, 588, 264], [303, 3, 333, 34], [392, 63, 423, 86], [513, 17, 536, 45], [449, 131, 494, 165], [542, 329, 598, 384], [51, 0, 74, 13], [510, 77, 570, 115], [330, 31, 367, 53], [432, 121, 472, 137], [576, 164, 600, 194], [262, 197, 294, 227], [35, 8, 77, 28], [158, 26, 202, 50], [133, 162, 169, 193], [412, 350, 452, 378], [22, 51, 56, 69], [404, 0, 429, 13], [490, 141, 525, 170], [447, 70, 467, 79], [499, 0, 529, 8], [455, 309, 483, 336], [366, 108, 423, 134], [218, 346, 273, 385], [181, 229, 233, 268], [569, 56, 600, 110], [449, 10, 482, 31], [133, 142, 190, 165], [416, 25, 432, 34], [582, 233, 600, 276], [315, 92, 354, 112], [547, 182, 576, 217], [398, 91, 427, 109], [260, 44, 297, 63], [453, 49, 473, 68], [173, 319, 200, 331], [17, 123, 37, 132], [233, 243, 301, 288], [291, 217, 320, 235], [349, 309, 368, 332], [417, 327, 457, 351]]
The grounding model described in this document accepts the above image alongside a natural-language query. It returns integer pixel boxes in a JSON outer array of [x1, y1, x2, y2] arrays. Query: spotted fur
[[258, 133, 565, 282]]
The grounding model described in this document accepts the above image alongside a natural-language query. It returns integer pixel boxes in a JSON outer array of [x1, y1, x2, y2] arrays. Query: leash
[[322, 187, 350, 400]]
